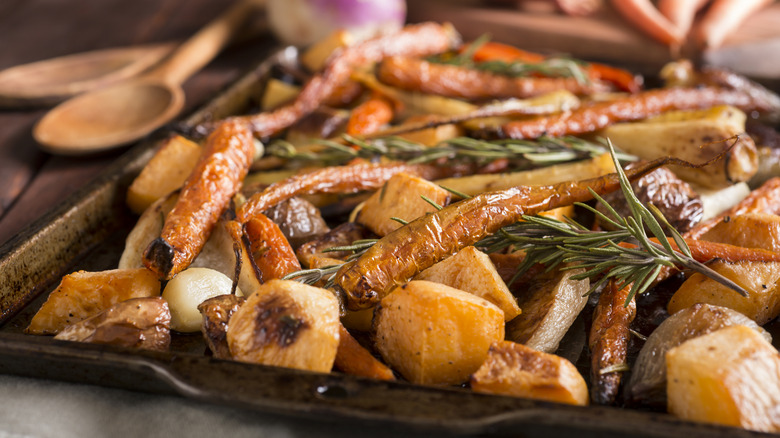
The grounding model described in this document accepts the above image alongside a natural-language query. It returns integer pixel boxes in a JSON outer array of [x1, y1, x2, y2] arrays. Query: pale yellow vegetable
[[396, 123, 463, 146], [357, 172, 450, 237], [26, 268, 161, 335], [434, 152, 615, 197], [601, 105, 757, 189], [668, 260, 780, 325], [227, 280, 340, 373], [691, 181, 750, 221], [702, 212, 780, 253], [415, 246, 521, 321], [118, 193, 177, 270], [374, 280, 504, 385], [471, 340, 588, 406], [162, 267, 240, 333], [126, 135, 201, 215], [300, 29, 354, 72], [506, 267, 589, 353], [667, 325, 780, 432], [261, 78, 301, 111]]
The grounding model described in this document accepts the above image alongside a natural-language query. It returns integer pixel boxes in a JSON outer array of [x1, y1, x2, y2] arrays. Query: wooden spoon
[[34, 0, 263, 155], [0, 42, 177, 108]]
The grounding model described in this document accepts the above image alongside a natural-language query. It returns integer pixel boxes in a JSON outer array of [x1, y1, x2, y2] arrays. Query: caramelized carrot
[[236, 22, 459, 138], [244, 214, 301, 283], [500, 86, 775, 139], [334, 155, 708, 310], [471, 41, 545, 63], [589, 281, 635, 405], [237, 162, 453, 224], [334, 324, 395, 381], [377, 57, 605, 100], [619, 237, 780, 263], [610, 0, 684, 47], [346, 95, 394, 136], [586, 63, 643, 93], [143, 119, 254, 280], [693, 0, 774, 49]]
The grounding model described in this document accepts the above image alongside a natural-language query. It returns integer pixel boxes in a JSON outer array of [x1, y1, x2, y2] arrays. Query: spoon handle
[[147, 0, 265, 85]]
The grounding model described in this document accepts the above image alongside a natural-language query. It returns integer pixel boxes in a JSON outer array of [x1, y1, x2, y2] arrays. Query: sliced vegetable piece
[[702, 212, 780, 253], [334, 324, 395, 381], [471, 340, 588, 406]]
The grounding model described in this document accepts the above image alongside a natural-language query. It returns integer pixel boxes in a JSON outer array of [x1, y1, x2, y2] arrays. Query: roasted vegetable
[[373, 280, 504, 385], [471, 340, 588, 406], [27, 268, 160, 335], [627, 303, 770, 408], [244, 213, 302, 283], [701, 212, 780, 253], [162, 267, 237, 333], [263, 197, 330, 249], [227, 280, 340, 373], [666, 325, 780, 432], [296, 222, 371, 268], [198, 293, 246, 359], [144, 119, 255, 280], [55, 297, 171, 352], [334, 324, 395, 381]]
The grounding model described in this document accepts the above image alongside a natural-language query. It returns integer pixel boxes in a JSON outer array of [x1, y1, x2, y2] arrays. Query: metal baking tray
[[0, 45, 773, 438]]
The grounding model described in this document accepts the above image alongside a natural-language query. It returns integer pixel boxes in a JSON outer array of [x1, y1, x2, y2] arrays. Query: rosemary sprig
[[266, 134, 632, 169], [476, 141, 748, 304], [281, 239, 378, 287]]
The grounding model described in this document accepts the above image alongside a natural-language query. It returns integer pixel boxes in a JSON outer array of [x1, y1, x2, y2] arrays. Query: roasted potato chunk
[[667, 325, 780, 432], [357, 172, 450, 237], [226, 280, 340, 373], [126, 135, 200, 214], [54, 297, 171, 351], [471, 340, 588, 406], [415, 246, 521, 321], [27, 268, 161, 335], [374, 280, 504, 385], [702, 212, 780, 253], [668, 260, 780, 325]]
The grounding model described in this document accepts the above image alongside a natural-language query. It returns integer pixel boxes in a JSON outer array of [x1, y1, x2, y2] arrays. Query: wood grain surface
[[0, 0, 272, 245]]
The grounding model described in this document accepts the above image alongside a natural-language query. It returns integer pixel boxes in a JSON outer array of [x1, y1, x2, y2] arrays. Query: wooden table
[[0, 0, 273, 246]]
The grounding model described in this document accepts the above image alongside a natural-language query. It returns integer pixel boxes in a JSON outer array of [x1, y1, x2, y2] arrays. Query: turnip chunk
[[163, 267, 240, 333]]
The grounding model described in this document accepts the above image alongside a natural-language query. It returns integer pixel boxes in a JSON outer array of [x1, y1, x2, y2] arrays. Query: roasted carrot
[[500, 86, 776, 139], [693, 0, 774, 49], [687, 177, 780, 239], [586, 63, 643, 93], [658, 0, 709, 37], [243, 213, 302, 283], [376, 57, 605, 100], [143, 119, 255, 280], [237, 162, 453, 224], [334, 324, 395, 381], [235, 22, 459, 138], [471, 41, 545, 63], [334, 154, 711, 310], [610, 0, 684, 47], [589, 281, 635, 405], [619, 237, 780, 263], [346, 94, 394, 136]]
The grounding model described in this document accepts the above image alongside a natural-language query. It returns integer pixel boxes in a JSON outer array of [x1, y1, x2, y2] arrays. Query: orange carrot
[[620, 238, 780, 263], [585, 63, 643, 93], [244, 214, 302, 283], [471, 41, 545, 63], [610, 0, 684, 47], [334, 324, 395, 381], [693, 0, 774, 49], [346, 95, 394, 136]]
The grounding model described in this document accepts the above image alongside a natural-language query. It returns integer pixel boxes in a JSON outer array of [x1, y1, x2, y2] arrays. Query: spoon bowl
[[33, 79, 184, 154]]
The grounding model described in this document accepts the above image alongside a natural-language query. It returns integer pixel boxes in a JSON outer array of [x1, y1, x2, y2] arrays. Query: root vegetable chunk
[[227, 280, 340, 373], [415, 246, 521, 320], [357, 172, 450, 237], [373, 280, 504, 385], [471, 340, 588, 406], [668, 260, 780, 325], [26, 268, 160, 335], [162, 267, 238, 333], [666, 325, 780, 432], [702, 212, 780, 253]]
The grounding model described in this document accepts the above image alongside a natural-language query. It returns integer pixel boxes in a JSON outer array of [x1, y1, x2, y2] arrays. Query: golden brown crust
[[501, 86, 776, 139], [377, 57, 604, 100], [143, 119, 254, 279], [244, 213, 302, 283], [589, 281, 636, 405]]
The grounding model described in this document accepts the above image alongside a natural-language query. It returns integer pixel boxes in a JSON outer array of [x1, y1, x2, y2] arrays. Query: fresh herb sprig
[[282, 239, 377, 287], [266, 134, 631, 169], [476, 141, 748, 304]]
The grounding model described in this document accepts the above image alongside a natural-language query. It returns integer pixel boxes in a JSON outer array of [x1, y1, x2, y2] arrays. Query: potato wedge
[[374, 280, 505, 385], [434, 152, 615, 197], [126, 135, 201, 215], [627, 304, 770, 407], [702, 212, 780, 253], [415, 246, 521, 321], [227, 280, 340, 373], [667, 325, 780, 432], [506, 267, 589, 353], [602, 105, 757, 189], [668, 260, 780, 325], [27, 268, 161, 335], [471, 340, 588, 406], [357, 172, 451, 237]]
